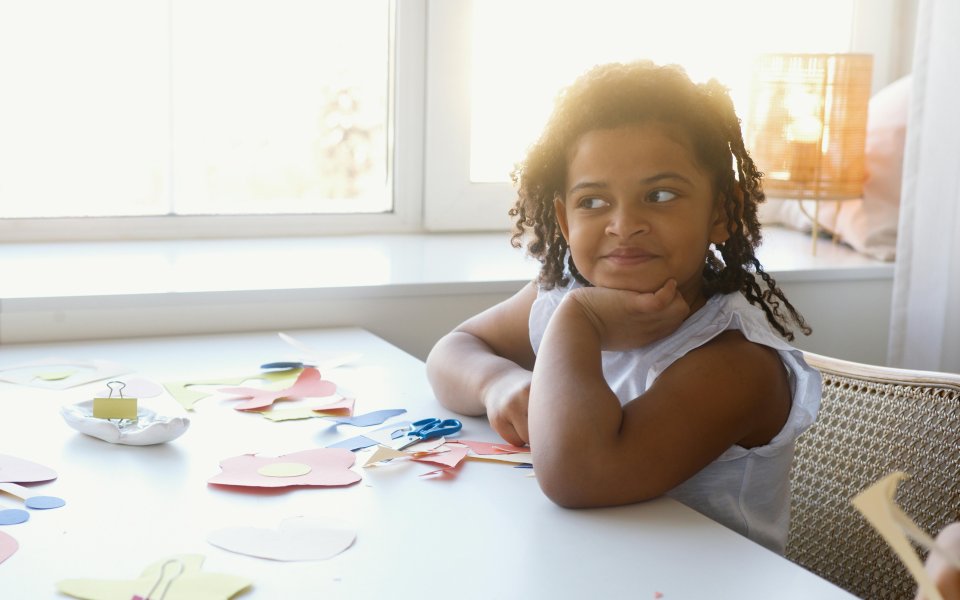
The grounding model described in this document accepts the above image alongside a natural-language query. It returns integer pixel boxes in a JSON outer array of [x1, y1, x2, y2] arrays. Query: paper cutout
[[455, 440, 528, 455], [260, 361, 310, 370], [164, 368, 303, 411], [852, 471, 960, 600], [0, 357, 129, 390], [220, 367, 337, 411], [209, 449, 360, 489], [93, 377, 165, 399], [278, 332, 362, 370], [0, 509, 29, 525], [257, 463, 312, 478], [92, 396, 138, 420], [207, 516, 356, 561], [411, 444, 469, 469], [0, 455, 57, 484], [326, 435, 379, 452], [36, 370, 76, 381], [359, 445, 409, 467], [464, 451, 534, 465], [326, 409, 406, 427], [57, 553, 251, 600], [0, 530, 17, 564], [0, 482, 66, 510], [260, 397, 356, 422]]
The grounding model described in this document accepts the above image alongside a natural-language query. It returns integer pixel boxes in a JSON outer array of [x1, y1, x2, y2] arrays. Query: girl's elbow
[[534, 460, 666, 508]]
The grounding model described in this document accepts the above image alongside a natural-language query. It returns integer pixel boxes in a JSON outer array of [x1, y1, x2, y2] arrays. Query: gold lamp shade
[[747, 53, 873, 201]]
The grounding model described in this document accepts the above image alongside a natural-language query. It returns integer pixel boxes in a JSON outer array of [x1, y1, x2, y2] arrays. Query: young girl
[[426, 61, 821, 554]]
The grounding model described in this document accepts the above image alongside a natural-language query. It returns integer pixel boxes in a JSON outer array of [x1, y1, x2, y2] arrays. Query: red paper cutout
[[411, 444, 469, 469], [219, 368, 337, 411]]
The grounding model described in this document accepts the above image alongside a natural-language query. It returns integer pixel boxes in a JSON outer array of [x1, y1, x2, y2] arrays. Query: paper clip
[[93, 381, 138, 424], [131, 558, 184, 600]]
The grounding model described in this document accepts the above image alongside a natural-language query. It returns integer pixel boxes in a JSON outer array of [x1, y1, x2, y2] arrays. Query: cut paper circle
[[0, 454, 58, 484], [207, 516, 356, 562], [25, 496, 66, 510], [60, 401, 190, 446], [257, 463, 312, 478], [0, 509, 29, 525], [0, 530, 17, 564], [209, 448, 361, 489]]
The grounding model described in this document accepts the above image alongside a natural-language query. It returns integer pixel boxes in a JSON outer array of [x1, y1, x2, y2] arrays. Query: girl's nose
[[605, 205, 649, 238]]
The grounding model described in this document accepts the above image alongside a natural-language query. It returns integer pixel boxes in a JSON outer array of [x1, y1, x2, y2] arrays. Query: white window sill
[[0, 226, 893, 347]]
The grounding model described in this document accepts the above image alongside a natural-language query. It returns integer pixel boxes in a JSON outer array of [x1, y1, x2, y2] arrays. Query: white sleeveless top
[[529, 281, 821, 554]]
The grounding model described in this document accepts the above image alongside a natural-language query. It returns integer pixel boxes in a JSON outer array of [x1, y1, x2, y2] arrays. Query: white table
[[0, 328, 857, 599]]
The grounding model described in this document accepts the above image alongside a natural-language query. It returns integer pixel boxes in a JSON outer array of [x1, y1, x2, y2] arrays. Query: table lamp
[[746, 53, 873, 254]]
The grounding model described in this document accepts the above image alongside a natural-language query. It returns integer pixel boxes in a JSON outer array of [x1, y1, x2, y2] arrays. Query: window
[[0, 0, 908, 240]]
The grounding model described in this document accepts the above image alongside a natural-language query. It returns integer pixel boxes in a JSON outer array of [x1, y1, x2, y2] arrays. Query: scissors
[[393, 417, 462, 450]]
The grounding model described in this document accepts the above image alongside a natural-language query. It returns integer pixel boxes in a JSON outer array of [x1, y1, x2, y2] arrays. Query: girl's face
[[555, 122, 729, 308]]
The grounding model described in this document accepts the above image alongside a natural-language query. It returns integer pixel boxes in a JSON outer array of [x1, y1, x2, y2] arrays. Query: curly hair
[[509, 60, 811, 341]]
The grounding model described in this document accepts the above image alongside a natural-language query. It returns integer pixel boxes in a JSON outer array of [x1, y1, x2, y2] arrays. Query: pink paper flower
[[208, 448, 361, 488]]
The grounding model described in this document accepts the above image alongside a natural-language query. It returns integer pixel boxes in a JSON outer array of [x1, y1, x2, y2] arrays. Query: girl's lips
[[602, 248, 656, 263]]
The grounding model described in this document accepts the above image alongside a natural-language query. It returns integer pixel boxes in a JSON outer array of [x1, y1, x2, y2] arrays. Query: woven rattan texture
[[786, 372, 960, 599]]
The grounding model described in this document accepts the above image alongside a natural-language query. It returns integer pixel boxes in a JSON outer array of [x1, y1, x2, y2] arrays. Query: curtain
[[887, 0, 960, 372]]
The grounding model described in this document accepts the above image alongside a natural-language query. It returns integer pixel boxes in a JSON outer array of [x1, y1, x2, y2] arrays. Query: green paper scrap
[[260, 407, 322, 422], [164, 369, 303, 411], [57, 553, 251, 600], [36, 370, 77, 381]]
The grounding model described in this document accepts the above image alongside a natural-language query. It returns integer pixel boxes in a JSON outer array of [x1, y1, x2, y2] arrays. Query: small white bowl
[[60, 400, 190, 446]]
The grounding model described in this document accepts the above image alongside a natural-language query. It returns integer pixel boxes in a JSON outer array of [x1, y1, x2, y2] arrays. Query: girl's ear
[[554, 195, 571, 242], [709, 188, 735, 245]]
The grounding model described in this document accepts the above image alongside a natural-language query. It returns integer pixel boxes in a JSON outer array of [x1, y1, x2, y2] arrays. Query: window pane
[[172, 0, 391, 215], [0, 0, 391, 219], [470, 0, 855, 183], [0, 1, 169, 217]]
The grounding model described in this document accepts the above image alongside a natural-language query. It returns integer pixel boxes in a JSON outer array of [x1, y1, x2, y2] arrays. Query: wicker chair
[[786, 352, 960, 600]]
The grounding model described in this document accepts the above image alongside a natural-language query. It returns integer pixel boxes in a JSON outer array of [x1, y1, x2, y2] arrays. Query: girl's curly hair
[[509, 60, 811, 341]]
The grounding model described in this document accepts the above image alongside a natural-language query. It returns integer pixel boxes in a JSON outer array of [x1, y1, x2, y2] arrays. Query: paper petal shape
[[164, 368, 303, 411], [207, 516, 355, 561], [60, 401, 190, 446], [411, 444, 469, 469], [0, 454, 57, 483], [220, 368, 337, 411], [57, 553, 251, 600], [0, 531, 18, 565], [208, 448, 361, 488]]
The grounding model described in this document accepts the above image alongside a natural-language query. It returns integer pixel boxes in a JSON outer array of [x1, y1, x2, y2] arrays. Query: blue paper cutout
[[0, 509, 29, 525], [25, 495, 65, 510], [327, 435, 379, 452], [325, 409, 407, 428]]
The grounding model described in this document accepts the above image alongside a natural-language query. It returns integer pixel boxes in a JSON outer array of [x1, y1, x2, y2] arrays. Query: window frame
[[0, 0, 426, 242]]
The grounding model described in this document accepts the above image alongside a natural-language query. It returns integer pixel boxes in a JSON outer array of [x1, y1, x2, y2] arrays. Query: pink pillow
[[758, 75, 911, 261]]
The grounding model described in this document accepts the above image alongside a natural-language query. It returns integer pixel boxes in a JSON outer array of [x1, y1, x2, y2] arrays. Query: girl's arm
[[426, 282, 538, 445], [528, 288, 791, 507]]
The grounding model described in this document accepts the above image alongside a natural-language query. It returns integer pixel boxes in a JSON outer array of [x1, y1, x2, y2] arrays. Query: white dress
[[528, 281, 822, 554]]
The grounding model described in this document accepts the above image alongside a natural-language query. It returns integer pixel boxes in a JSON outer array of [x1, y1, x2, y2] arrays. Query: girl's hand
[[566, 279, 690, 351], [482, 368, 533, 446]]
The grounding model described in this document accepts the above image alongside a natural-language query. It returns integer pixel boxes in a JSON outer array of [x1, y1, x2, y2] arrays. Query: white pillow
[[758, 75, 911, 261]]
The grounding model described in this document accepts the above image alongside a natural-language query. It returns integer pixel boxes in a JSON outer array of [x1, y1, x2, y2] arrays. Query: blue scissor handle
[[410, 417, 462, 440]]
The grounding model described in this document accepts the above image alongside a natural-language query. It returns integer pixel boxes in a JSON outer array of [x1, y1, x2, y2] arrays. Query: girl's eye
[[578, 197, 609, 209], [648, 189, 677, 203]]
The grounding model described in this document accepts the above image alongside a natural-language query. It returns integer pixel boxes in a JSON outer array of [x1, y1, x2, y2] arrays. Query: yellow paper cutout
[[852, 471, 960, 600], [260, 407, 320, 422], [92, 397, 138, 420], [57, 553, 251, 600], [360, 445, 408, 467], [164, 369, 303, 411], [257, 462, 312, 477], [36, 370, 77, 381], [465, 452, 533, 465]]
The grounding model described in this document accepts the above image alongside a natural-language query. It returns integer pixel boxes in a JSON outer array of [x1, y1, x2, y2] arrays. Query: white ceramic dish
[[60, 400, 190, 446]]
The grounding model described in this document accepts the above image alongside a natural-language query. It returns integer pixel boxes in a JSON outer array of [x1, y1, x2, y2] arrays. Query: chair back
[[786, 352, 960, 599]]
